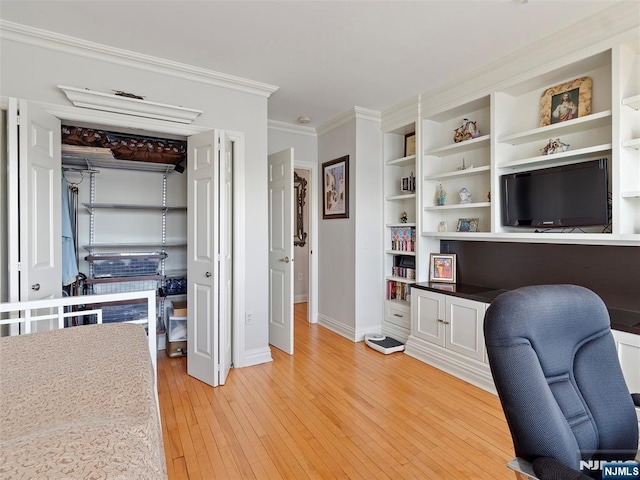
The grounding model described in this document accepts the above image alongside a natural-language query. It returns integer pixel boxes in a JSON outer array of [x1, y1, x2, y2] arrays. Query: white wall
[[0, 30, 273, 365], [316, 110, 384, 340], [317, 117, 357, 334], [354, 116, 383, 338]]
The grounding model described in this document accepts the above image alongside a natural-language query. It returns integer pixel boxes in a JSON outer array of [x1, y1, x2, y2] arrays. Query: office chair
[[484, 285, 639, 480]]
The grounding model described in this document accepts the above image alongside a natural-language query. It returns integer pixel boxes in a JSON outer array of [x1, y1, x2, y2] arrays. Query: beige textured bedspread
[[0, 323, 167, 479]]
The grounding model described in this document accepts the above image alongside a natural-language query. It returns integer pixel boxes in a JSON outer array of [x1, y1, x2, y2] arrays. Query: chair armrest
[[507, 458, 538, 480]]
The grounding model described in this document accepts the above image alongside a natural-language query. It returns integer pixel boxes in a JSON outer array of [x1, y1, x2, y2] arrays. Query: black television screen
[[501, 159, 609, 228]]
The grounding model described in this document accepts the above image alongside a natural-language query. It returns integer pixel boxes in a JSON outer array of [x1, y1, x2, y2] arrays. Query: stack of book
[[390, 226, 415, 252], [387, 280, 411, 302]]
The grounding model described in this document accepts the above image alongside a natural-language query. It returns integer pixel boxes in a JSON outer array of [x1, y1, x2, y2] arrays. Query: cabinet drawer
[[386, 304, 410, 330]]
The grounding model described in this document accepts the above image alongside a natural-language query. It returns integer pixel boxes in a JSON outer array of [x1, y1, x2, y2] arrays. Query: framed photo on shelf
[[457, 218, 479, 232], [429, 253, 457, 284], [322, 155, 349, 219], [404, 132, 416, 157], [539, 76, 592, 127]]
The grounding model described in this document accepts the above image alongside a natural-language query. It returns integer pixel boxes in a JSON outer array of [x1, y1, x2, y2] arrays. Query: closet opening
[[60, 123, 189, 353]]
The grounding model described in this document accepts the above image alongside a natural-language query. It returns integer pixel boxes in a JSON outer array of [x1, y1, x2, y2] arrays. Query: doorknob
[[279, 256, 290, 263], [205, 272, 212, 277], [31, 283, 40, 291]]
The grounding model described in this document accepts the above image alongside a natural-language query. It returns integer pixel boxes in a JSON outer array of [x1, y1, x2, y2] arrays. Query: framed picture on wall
[[404, 132, 416, 157], [322, 155, 349, 219], [429, 253, 457, 283], [539, 76, 592, 126]]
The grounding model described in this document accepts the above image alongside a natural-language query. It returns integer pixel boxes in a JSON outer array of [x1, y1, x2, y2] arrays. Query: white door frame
[[15, 100, 246, 368], [294, 159, 318, 324]]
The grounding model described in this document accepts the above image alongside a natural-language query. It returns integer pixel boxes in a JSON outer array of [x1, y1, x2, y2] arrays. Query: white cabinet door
[[445, 296, 486, 362], [412, 289, 445, 346], [611, 329, 640, 395]]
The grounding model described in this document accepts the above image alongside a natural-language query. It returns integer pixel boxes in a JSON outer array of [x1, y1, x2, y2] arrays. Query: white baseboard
[[317, 313, 356, 342], [294, 294, 308, 304], [239, 346, 273, 368], [404, 335, 496, 395]]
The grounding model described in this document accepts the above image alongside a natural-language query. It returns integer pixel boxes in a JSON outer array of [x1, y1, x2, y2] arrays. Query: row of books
[[387, 280, 411, 302], [390, 226, 415, 252], [392, 267, 415, 279]]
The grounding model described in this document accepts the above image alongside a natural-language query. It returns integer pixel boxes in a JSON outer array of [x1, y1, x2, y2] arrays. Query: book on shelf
[[390, 226, 415, 252], [387, 280, 411, 302], [392, 267, 415, 279]]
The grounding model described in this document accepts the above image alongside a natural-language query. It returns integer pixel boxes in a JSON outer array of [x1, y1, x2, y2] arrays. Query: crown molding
[[316, 106, 381, 136], [381, 96, 418, 133], [0, 20, 279, 98], [419, 2, 640, 114], [268, 119, 317, 137]]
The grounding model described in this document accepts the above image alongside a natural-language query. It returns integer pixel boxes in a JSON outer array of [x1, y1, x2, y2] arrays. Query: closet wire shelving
[[64, 147, 186, 331]]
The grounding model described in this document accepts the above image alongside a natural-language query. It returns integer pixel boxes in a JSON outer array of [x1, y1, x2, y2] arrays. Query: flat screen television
[[501, 159, 609, 228]]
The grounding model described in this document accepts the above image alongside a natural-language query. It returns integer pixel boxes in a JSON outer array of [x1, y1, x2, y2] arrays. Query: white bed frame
[[0, 290, 158, 377]]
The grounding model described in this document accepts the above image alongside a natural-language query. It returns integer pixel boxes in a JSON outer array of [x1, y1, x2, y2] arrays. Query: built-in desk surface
[[412, 282, 640, 336]]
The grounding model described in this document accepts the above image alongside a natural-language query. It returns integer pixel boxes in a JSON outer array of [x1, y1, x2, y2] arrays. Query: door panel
[[8, 99, 61, 332], [446, 297, 486, 361], [218, 134, 233, 384], [268, 149, 293, 354], [413, 290, 445, 346], [187, 131, 219, 386]]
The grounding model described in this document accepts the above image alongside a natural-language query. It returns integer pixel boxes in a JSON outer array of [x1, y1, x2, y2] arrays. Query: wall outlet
[[246, 312, 253, 325], [298, 273, 303, 281]]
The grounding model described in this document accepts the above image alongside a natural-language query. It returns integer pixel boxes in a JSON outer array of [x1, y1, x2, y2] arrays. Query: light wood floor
[[157, 303, 515, 479]]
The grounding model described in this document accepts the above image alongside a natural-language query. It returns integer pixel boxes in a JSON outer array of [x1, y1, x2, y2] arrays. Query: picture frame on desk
[[322, 155, 349, 219], [429, 253, 457, 283], [540, 76, 592, 126], [457, 218, 479, 232]]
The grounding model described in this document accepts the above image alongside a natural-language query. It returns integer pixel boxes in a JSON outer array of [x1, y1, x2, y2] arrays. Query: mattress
[[0, 322, 167, 479]]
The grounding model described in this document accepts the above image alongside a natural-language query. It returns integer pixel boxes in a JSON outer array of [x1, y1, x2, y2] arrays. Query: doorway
[[4, 99, 244, 386], [294, 160, 318, 326]]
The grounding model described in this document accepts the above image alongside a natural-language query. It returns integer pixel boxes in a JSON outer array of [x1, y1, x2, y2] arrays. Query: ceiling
[[0, 1, 624, 129]]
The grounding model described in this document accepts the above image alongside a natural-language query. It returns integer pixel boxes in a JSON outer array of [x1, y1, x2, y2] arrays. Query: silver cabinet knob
[[31, 283, 40, 291], [205, 272, 212, 277]]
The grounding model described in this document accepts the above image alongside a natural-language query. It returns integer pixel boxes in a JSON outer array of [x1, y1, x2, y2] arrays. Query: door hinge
[[15, 114, 20, 125], [217, 254, 222, 262], [16, 262, 22, 271], [216, 364, 221, 372]]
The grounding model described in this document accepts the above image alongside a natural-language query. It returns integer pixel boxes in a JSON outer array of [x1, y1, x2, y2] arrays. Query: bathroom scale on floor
[[364, 334, 405, 354]]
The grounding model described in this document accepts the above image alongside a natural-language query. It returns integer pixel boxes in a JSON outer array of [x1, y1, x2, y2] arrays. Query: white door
[[8, 99, 61, 308], [187, 130, 220, 386], [268, 149, 294, 354], [218, 133, 233, 384]]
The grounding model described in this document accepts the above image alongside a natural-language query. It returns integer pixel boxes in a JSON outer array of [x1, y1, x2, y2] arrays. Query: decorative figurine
[[459, 187, 472, 204], [456, 157, 473, 171], [400, 211, 408, 223], [453, 118, 480, 143], [436, 183, 446, 206], [540, 138, 570, 155]]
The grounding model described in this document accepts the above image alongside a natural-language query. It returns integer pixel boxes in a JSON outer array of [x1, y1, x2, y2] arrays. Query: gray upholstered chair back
[[484, 284, 638, 472]]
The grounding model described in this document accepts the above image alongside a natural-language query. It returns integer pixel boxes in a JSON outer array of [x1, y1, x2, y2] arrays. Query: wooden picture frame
[[457, 218, 479, 232], [539, 76, 592, 127], [429, 253, 457, 283], [322, 155, 349, 219], [404, 132, 416, 157]]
